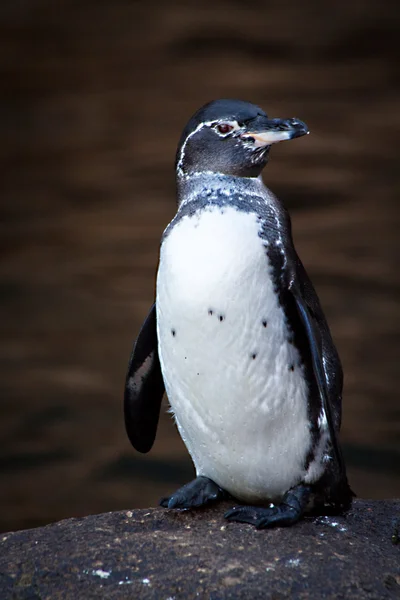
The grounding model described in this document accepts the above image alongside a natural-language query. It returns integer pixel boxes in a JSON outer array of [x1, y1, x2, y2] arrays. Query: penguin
[[124, 99, 353, 529]]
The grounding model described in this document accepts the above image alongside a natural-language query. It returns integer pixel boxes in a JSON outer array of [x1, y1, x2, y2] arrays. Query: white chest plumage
[[156, 204, 313, 502]]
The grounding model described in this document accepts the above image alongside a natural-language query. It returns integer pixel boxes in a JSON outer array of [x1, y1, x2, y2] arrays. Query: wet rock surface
[[1, 500, 399, 599]]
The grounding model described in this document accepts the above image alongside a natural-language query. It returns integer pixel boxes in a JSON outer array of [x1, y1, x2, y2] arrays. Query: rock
[[0, 500, 399, 599]]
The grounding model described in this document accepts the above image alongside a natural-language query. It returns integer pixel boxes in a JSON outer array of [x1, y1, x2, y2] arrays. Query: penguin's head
[[176, 99, 308, 179]]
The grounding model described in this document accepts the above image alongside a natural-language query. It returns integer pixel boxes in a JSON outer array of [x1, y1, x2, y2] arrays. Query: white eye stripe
[[176, 121, 208, 177], [176, 119, 242, 177]]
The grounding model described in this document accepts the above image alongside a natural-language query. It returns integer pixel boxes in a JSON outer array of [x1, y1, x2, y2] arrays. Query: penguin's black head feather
[[176, 99, 308, 179]]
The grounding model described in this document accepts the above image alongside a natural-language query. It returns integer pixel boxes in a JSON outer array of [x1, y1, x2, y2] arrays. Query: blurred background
[[1, 0, 399, 533]]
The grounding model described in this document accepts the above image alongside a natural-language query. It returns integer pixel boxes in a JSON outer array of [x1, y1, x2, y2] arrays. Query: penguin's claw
[[224, 484, 312, 529], [160, 476, 228, 510], [159, 496, 174, 508], [224, 504, 299, 528]]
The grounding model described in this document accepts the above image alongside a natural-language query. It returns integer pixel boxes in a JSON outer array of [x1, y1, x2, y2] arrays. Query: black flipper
[[286, 267, 354, 511], [259, 199, 352, 510], [124, 304, 165, 453], [288, 277, 345, 478], [224, 484, 311, 529], [160, 476, 229, 509]]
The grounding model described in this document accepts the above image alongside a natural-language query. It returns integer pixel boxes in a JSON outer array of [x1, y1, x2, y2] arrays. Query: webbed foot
[[224, 484, 311, 529], [160, 476, 228, 509]]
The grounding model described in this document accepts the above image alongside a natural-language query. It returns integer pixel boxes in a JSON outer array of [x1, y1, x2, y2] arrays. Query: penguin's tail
[[312, 468, 355, 515], [329, 475, 355, 513]]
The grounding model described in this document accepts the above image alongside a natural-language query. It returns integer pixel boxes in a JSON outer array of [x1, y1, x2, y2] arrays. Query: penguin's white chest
[[156, 205, 312, 502]]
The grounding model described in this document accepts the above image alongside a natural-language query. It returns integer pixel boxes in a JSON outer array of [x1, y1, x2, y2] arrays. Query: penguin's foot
[[224, 484, 311, 529], [160, 476, 228, 510]]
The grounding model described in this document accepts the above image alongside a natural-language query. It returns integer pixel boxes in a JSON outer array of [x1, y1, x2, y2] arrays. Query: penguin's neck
[[176, 171, 266, 208]]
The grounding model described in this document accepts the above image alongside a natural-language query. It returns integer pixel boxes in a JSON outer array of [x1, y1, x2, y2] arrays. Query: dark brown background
[[1, 0, 399, 533]]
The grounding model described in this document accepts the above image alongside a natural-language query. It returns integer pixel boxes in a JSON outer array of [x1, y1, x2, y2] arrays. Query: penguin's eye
[[216, 123, 234, 135]]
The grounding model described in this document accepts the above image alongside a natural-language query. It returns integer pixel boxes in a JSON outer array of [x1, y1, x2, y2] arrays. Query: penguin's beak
[[241, 117, 309, 147]]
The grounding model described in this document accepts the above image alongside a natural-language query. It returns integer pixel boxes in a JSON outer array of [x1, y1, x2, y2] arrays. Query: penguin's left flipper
[[288, 278, 345, 477], [224, 485, 311, 529], [124, 304, 165, 453]]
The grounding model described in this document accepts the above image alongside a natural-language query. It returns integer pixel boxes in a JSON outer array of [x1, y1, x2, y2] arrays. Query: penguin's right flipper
[[124, 304, 165, 453]]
